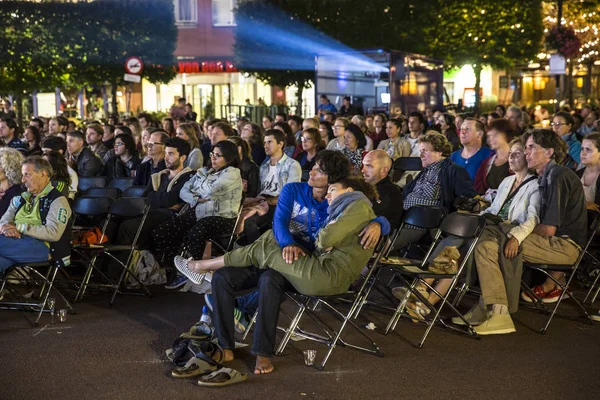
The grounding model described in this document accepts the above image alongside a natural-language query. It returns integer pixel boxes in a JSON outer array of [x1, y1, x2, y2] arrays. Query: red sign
[[177, 60, 238, 74], [125, 56, 143, 75]]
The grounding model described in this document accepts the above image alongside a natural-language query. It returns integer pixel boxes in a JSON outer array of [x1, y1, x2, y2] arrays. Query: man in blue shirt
[[317, 95, 337, 121], [450, 117, 494, 181]]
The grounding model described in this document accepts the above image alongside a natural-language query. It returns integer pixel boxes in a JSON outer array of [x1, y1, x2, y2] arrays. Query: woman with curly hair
[[0, 148, 24, 215]]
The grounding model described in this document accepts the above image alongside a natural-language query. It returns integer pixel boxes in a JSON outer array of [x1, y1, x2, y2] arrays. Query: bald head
[[362, 150, 392, 185]]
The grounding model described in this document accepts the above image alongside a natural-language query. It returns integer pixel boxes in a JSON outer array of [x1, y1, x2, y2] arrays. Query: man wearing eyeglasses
[[450, 118, 494, 181], [133, 130, 169, 186]]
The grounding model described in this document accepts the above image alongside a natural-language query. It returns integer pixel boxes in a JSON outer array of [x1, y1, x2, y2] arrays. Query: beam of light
[[235, 5, 387, 73]]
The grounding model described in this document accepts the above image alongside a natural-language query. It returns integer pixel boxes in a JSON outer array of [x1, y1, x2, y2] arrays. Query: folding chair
[[73, 197, 152, 306], [82, 187, 121, 200], [520, 210, 599, 333], [209, 200, 245, 255], [70, 197, 114, 301], [353, 206, 448, 320], [268, 237, 388, 370], [122, 186, 147, 198], [0, 221, 74, 326], [383, 212, 486, 348], [108, 177, 135, 192], [78, 176, 106, 193], [392, 157, 423, 182]]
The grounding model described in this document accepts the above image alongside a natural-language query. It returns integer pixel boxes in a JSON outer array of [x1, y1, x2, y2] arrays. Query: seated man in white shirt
[[241, 129, 301, 244]]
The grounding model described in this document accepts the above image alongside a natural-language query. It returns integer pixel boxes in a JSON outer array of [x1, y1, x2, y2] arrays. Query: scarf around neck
[[325, 190, 372, 225]]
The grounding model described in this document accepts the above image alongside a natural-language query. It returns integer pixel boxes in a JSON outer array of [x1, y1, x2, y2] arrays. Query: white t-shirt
[[260, 164, 280, 197], [67, 166, 78, 200], [408, 137, 420, 157]]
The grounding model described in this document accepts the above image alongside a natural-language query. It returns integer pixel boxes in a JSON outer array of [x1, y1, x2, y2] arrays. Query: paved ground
[[1, 284, 599, 400]]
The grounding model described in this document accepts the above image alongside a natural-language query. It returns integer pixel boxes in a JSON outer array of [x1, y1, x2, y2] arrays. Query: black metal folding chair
[[82, 187, 121, 200], [75, 197, 151, 306], [209, 200, 245, 256], [70, 197, 114, 301], [265, 237, 388, 370], [352, 206, 448, 320], [383, 212, 486, 348], [108, 177, 135, 193], [520, 210, 599, 333], [0, 220, 74, 326], [392, 157, 423, 182], [77, 176, 106, 193], [121, 186, 147, 198]]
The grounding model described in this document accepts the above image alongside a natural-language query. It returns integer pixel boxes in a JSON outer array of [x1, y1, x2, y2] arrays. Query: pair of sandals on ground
[[166, 321, 247, 387]]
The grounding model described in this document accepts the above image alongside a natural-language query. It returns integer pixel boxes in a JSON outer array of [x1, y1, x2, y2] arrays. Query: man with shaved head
[[362, 150, 403, 228]]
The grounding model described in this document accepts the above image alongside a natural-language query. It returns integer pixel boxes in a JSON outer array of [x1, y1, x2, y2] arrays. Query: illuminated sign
[[177, 60, 238, 74]]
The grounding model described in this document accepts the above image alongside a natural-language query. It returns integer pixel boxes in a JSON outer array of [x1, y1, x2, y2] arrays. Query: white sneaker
[[474, 314, 516, 335], [591, 311, 600, 322]]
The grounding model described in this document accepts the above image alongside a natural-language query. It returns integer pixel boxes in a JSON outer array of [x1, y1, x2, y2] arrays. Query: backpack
[[126, 250, 167, 288], [71, 227, 108, 245]]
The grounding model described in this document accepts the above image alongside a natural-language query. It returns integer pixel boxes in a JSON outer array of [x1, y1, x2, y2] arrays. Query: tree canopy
[[424, 0, 544, 110], [0, 0, 177, 95]]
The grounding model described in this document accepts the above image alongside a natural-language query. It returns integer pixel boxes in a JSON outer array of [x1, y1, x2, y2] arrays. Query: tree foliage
[[424, 0, 544, 110], [0, 0, 177, 95]]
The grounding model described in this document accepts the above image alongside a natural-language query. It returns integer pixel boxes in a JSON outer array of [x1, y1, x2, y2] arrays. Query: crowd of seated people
[[1, 99, 600, 378]]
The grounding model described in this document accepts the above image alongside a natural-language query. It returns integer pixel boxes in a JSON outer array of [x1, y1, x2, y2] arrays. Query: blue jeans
[[212, 266, 290, 357], [0, 235, 50, 273]]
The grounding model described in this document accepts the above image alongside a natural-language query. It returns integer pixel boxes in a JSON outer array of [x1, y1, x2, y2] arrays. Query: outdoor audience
[[2, 101, 600, 375]]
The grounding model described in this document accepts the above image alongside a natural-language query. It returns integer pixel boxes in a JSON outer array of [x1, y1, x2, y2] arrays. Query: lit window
[[175, 0, 198, 26], [212, 0, 237, 26]]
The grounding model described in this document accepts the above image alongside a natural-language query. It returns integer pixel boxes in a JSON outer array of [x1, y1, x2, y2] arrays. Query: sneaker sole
[[451, 317, 486, 326], [174, 256, 204, 285], [475, 327, 516, 335], [165, 280, 189, 290], [591, 314, 600, 322], [541, 294, 569, 304]]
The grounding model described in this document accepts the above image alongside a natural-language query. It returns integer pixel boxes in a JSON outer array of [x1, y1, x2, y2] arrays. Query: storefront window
[[212, 0, 237, 26]]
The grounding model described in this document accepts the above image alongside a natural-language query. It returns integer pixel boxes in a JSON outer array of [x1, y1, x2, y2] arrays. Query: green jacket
[[312, 200, 376, 295]]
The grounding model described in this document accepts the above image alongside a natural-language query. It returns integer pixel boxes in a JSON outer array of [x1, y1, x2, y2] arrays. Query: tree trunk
[[566, 61, 574, 109], [296, 84, 304, 117], [15, 94, 23, 127], [473, 64, 482, 114], [111, 81, 118, 116]]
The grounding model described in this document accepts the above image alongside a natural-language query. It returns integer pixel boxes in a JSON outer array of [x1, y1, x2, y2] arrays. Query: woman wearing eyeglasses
[[104, 133, 141, 184], [152, 140, 243, 274], [552, 111, 581, 168], [294, 128, 325, 181]]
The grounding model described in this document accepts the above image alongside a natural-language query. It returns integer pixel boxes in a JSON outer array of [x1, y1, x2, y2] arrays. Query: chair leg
[[241, 310, 257, 342], [33, 267, 58, 326], [584, 269, 600, 304], [75, 255, 99, 302], [275, 300, 306, 356]]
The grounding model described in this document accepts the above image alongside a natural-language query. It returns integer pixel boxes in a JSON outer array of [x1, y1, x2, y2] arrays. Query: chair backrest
[[122, 186, 147, 198], [71, 196, 113, 216], [439, 212, 486, 239], [109, 197, 150, 218], [401, 206, 447, 230], [82, 187, 120, 200], [393, 157, 423, 171], [78, 176, 107, 192], [108, 177, 135, 192]]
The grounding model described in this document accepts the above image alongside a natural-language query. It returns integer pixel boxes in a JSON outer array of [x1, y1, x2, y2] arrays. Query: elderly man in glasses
[[133, 130, 169, 186]]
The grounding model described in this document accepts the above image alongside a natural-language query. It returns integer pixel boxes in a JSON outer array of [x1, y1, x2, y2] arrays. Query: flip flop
[[180, 321, 213, 340], [174, 255, 206, 284], [171, 357, 217, 378], [197, 367, 247, 387]]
